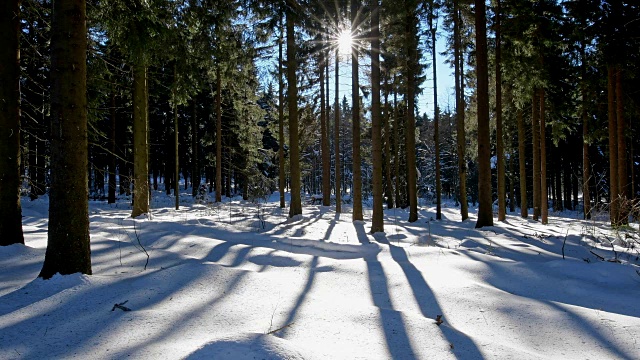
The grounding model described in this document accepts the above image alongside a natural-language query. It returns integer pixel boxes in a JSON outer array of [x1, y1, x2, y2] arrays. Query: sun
[[338, 29, 352, 56]]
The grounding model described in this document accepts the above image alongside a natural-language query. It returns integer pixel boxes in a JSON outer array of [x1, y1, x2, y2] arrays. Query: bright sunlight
[[338, 29, 352, 56]]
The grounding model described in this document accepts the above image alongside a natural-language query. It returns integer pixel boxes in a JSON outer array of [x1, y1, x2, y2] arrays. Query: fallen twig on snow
[[111, 300, 131, 312], [266, 322, 294, 335]]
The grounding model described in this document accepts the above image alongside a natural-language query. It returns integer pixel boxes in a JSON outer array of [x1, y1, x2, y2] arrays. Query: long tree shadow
[[355, 223, 484, 360]]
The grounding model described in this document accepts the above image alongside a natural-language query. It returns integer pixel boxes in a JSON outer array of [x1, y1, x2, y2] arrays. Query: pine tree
[[40, 0, 91, 278], [351, 0, 363, 221], [286, 2, 302, 217], [474, 0, 493, 228], [0, 0, 25, 246], [370, 0, 384, 233]]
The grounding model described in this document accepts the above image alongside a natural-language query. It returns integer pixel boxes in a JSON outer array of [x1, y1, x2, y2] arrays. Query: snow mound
[[186, 333, 311, 360]]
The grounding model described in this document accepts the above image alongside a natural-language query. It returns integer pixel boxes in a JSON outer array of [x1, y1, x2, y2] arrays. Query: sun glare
[[338, 29, 352, 56]]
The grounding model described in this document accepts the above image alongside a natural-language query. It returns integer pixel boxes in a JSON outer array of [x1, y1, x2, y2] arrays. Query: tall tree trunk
[[532, 90, 540, 221], [454, 0, 468, 221], [607, 65, 619, 226], [616, 65, 627, 224], [278, 21, 286, 208], [131, 60, 149, 218], [0, 0, 24, 246], [517, 108, 528, 218], [540, 88, 548, 224], [40, 0, 91, 278], [509, 150, 515, 213], [286, 7, 302, 218], [334, 46, 342, 213], [320, 35, 330, 207], [474, 0, 493, 228], [431, 13, 442, 221], [173, 65, 179, 210], [192, 100, 199, 197], [495, 0, 505, 221], [393, 84, 400, 208], [384, 76, 394, 209], [108, 86, 117, 204], [216, 68, 223, 203], [370, 0, 383, 232], [351, 0, 363, 221], [581, 45, 590, 219], [406, 4, 418, 223]]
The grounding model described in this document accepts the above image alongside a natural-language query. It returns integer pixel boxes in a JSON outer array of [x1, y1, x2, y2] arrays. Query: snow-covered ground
[[1, 191, 640, 360]]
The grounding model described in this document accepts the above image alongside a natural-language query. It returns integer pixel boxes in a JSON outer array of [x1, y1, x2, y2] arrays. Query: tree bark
[[0, 0, 24, 246], [40, 0, 91, 277], [192, 100, 199, 197], [454, 0, 468, 221], [406, 4, 418, 223], [532, 90, 540, 221], [286, 7, 302, 217], [384, 76, 394, 209], [495, 0, 505, 222], [108, 85, 117, 204], [431, 12, 441, 221], [131, 60, 149, 218], [607, 65, 619, 226], [334, 47, 342, 213], [474, 0, 493, 228], [173, 65, 179, 210], [370, 0, 384, 232], [216, 67, 223, 203], [616, 65, 627, 224], [351, 0, 363, 221], [517, 107, 528, 218], [278, 21, 286, 208], [540, 88, 548, 224], [581, 45, 590, 219], [320, 34, 330, 207]]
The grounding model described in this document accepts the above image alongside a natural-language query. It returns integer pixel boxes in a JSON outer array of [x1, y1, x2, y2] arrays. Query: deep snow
[[1, 191, 639, 359]]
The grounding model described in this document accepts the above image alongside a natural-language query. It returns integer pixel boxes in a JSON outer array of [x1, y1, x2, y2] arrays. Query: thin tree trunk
[[286, 7, 302, 217], [216, 68, 223, 203], [0, 0, 24, 245], [431, 14, 442, 221], [278, 21, 286, 208], [509, 150, 515, 213], [540, 88, 548, 224], [581, 45, 591, 219], [108, 85, 117, 204], [174, 65, 179, 210], [40, 0, 91, 277], [320, 34, 330, 207], [454, 0, 468, 221], [616, 65, 627, 224], [495, 0, 505, 221], [131, 60, 149, 218], [607, 65, 619, 225], [192, 100, 199, 197], [532, 90, 540, 221], [393, 83, 400, 208], [406, 4, 418, 223], [384, 76, 394, 209], [370, 0, 383, 232], [334, 47, 342, 213], [352, 0, 363, 221], [517, 108, 528, 218], [474, 0, 493, 228]]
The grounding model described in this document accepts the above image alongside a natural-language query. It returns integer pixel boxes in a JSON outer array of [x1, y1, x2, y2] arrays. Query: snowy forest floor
[[1, 190, 640, 359]]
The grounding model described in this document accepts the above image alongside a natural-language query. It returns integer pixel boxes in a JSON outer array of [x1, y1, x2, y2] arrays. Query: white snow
[[1, 191, 640, 360]]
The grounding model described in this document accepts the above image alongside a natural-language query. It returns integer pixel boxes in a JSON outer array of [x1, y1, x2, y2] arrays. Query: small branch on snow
[[112, 300, 131, 312], [562, 229, 569, 260], [266, 322, 294, 335], [590, 250, 605, 261], [435, 315, 443, 326]]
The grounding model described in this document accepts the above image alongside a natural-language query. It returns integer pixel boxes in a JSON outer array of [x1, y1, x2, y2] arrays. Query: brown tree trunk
[[351, 0, 363, 221], [454, 0, 468, 221], [40, 0, 91, 277], [474, 0, 493, 228], [334, 46, 342, 213], [192, 100, 199, 197], [216, 68, 223, 203], [173, 65, 179, 210], [581, 47, 591, 219], [131, 60, 149, 218], [532, 90, 540, 221], [278, 21, 286, 208], [320, 34, 330, 207], [393, 84, 400, 208], [607, 65, 619, 225], [517, 107, 528, 218], [0, 0, 24, 246], [431, 14, 442, 221], [370, 0, 383, 232], [616, 65, 627, 224], [495, 0, 505, 222], [540, 88, 548, 224], [406, 4, 418, 223], [286, 7, 302, 217], [108, 86, 117, 204], [384, 76, 394, 209]]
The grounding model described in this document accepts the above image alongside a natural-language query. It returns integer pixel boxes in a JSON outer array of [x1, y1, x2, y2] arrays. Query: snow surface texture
[[1, 191, 640, 360]]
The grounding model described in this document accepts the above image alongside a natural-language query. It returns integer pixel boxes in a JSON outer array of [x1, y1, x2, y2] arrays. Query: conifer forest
[[1, 1, 640, 359]]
